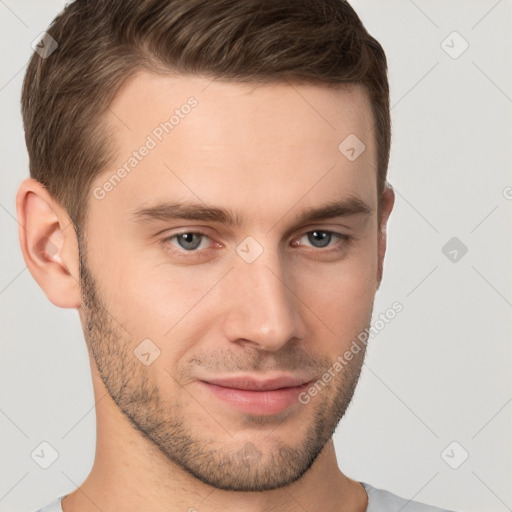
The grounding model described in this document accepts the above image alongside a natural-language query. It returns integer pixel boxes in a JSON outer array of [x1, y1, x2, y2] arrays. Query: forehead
[[92, 71, 377, 225], [107, 71, 374, 147]]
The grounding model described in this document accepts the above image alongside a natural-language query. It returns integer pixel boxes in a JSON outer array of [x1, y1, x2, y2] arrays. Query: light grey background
[[1, 1, 511, 511]]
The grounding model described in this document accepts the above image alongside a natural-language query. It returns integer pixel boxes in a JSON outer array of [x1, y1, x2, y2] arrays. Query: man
[[17, 0, 456, 511]]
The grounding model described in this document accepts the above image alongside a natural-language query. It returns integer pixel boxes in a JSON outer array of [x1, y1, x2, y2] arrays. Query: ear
[[376, 183, 395, 290], [16, 178, 81, 308]]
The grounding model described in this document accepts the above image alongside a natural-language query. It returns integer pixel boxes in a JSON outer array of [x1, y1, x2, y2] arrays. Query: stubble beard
[[78, 241, 369, 491]]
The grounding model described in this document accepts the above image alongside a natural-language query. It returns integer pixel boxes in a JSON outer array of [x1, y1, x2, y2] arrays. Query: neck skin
[[61, 364, 368, 512]]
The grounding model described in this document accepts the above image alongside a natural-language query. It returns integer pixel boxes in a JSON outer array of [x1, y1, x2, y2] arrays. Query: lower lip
[[200, 381, 311, 415]]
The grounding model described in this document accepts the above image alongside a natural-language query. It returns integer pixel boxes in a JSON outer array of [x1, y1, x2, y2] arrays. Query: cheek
[[91, 248, 220, 358], [293, 239, 378, 334], [87, 219, 378, 350], [109, 268, 197, 333]]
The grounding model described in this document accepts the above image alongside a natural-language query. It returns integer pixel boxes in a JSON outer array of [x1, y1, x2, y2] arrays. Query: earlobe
[[376, 183, 395, 289], [16, 178, 81, 308]]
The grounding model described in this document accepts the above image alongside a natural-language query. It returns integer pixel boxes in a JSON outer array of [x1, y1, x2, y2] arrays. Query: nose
[[221, 245, 306, 352]]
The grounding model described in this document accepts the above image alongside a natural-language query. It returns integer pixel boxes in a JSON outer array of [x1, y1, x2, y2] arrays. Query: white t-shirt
[[33, 482, 457, 511]]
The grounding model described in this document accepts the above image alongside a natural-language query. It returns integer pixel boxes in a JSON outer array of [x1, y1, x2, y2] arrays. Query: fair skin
[[17, 72, 394, 512]]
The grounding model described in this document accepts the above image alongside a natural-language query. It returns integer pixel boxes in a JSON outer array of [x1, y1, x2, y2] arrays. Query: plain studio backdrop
[[1, 1, 511, 511]]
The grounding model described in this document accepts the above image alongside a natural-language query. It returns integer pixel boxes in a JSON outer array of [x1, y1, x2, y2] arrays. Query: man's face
[[80, 72, 385, 491]]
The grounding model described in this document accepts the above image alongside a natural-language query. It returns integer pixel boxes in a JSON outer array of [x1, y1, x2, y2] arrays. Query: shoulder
[[32, 495, 64, 512], [361, 482, 458, 512]]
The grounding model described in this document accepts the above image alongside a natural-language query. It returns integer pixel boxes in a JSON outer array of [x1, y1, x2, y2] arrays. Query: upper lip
[[201, 375, 313, 391]]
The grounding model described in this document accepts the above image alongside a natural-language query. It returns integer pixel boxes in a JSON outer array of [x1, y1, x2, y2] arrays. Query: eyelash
[[162, 230, 352, 258]]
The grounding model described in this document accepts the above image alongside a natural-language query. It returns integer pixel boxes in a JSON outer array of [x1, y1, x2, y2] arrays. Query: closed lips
[[201, 376, 312, 391]]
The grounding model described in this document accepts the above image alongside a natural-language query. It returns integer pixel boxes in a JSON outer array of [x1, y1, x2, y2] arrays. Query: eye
[[167, 232, 210, 251], [295, 230, 350, 250], [162, 229, 351, 258]]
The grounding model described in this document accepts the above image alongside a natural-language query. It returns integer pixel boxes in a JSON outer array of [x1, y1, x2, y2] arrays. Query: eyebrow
[[131, 195, 372, 229]]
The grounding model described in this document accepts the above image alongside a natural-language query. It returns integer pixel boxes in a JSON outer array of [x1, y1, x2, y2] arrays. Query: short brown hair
[[21, 0, 390, 232]]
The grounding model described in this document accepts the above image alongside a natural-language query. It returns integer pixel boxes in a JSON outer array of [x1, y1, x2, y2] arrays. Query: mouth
[[198, 374, 313, 416]]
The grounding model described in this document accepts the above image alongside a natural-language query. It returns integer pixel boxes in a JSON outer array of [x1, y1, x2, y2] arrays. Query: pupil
[[310, 231, 330, 248], [179, 233, 200, 250]]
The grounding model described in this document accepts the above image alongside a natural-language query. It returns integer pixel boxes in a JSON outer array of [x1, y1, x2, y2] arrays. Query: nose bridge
[[222, 242, 304, 350]]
